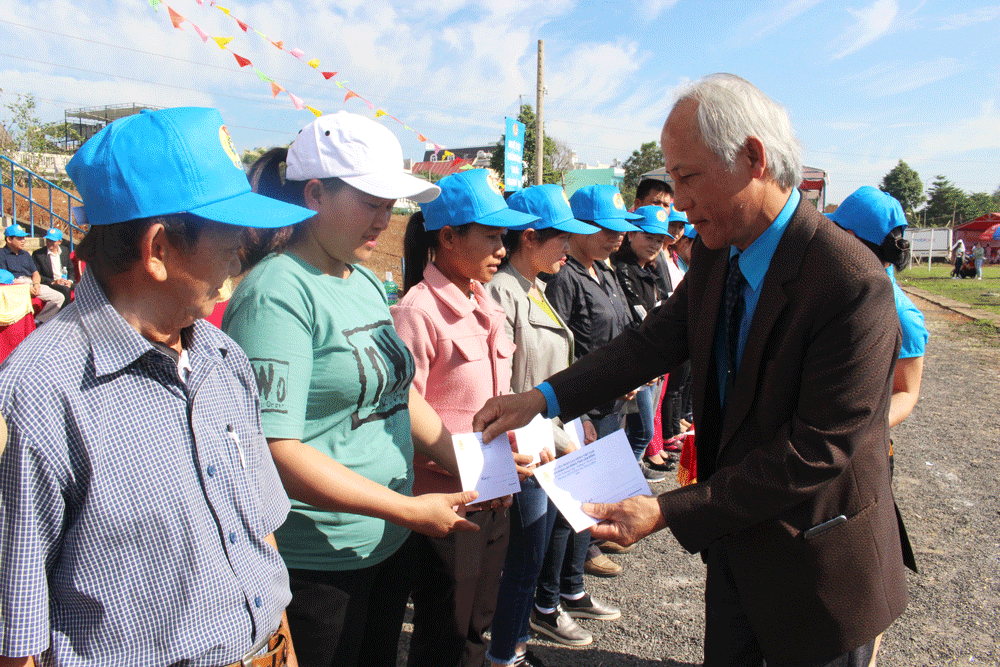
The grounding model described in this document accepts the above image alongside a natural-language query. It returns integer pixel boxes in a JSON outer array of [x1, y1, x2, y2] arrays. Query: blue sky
[[0, 0, 997, 204]]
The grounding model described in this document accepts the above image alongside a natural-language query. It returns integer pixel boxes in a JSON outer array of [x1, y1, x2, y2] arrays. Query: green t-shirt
[[222, 253, 416, 571]]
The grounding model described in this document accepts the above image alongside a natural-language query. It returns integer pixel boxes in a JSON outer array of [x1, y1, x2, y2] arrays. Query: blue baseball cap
[[4, 224, 26, 238], [683, 223, 697, 239], [0, 269, 14, 284], [568, 185, 641, 232], [65, 107, 314, 229], [43, 228, 63, 242], [667, 205, 688, 224], [505, 185, 600, 234], [420, 169, 539, 231], [827, 186, 907, 245], [631, 205, 674, 236]]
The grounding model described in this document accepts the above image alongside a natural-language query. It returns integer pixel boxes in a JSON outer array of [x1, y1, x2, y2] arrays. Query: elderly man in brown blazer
[[475, 73, 913, 667]]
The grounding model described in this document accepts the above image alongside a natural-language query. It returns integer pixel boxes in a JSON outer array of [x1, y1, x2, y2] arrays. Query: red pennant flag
[[417, 134, 428, 142], [322, 71, 338, 79], [344, 91, 359, 102], [235, 19, 249, 31], [271, 40, 284, 49], [232, 52, 252, 67], [271, 82, 284, 98], [168, 7, 185, 28]]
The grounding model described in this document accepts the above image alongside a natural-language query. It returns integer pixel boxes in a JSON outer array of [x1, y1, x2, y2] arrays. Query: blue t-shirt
[[889, 269, 927, 359], [0, 247, 37, 279]]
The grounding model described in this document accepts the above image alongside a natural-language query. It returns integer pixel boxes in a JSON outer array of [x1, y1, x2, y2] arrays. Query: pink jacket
[[391, 263, 514, 495]]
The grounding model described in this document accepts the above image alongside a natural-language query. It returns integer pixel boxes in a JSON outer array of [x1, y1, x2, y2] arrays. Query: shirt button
[[254, 596, 263, 608], [207, 464, 217, 477], [229, 531, 237, 544]]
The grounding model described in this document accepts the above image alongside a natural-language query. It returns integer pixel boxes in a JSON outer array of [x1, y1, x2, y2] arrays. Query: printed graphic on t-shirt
[[250, 358, 290, 414], [344, 320, 416, 429]]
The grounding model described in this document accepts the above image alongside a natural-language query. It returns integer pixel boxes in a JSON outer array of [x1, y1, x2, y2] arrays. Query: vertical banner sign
[[504, 117, 526, 192]]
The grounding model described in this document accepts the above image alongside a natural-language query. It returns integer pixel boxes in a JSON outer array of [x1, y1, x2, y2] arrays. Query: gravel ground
[[398, 293, 1000, 666]]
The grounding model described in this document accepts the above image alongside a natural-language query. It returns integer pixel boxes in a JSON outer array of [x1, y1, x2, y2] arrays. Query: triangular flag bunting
[[417, 134, 427, 142], [235, 19, 249, 31], [306, 106, 322, 117], [192, 23, 210, 42], [433, 143, 444, 154], [288, 91, 305, 110], [307, 59, 320, 69], [148, 0, 162, 9], [344, 91, 359, 102], [289, 48, 305, 59], [195, 0, 203, 4], [213, 36, 233, 49], [375, 110, 387, 118], [254, 68, 272, 82], [322, 71, 338, 79], [232, 52, 252, 67], [216, 5, 230, 15], [403, 125, 412, 131], [168, 7, 185, 28], [363, 98, 374, 110], [254, 30, 267, 39], [335, 81, 347, 88], [270, 82, 284, 98], [271, 40, 284, 49]]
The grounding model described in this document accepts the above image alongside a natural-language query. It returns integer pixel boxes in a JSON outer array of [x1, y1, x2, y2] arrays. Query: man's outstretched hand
[[584, 495, 668, 547], [473, 389, 548, 444]]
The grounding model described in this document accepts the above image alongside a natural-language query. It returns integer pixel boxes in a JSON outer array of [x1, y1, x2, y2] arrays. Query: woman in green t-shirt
[[223, 112, 479, 667]]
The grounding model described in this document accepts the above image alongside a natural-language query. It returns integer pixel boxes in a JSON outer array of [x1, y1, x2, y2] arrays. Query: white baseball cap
[[285, 111, 440, 203]]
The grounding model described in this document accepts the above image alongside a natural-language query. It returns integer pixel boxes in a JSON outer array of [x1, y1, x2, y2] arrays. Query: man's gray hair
[[674, 73, 802, 190]]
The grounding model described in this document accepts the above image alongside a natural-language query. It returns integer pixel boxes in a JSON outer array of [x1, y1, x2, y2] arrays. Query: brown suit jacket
[[546, 199, 911, 663]]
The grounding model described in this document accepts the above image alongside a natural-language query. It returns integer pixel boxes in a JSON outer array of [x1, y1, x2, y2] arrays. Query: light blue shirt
[[715, 189, 800, 405], [888, 266, 927, 359]]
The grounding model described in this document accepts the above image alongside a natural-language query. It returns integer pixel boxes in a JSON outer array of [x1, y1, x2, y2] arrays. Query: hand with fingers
[[583, 494, 667, 547]]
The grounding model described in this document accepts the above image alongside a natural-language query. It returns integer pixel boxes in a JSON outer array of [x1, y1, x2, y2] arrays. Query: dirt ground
[[397, 293, 1000, 666]]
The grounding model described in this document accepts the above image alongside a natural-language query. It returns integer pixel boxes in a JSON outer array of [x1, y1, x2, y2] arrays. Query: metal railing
[[0, 155, 85, 251]]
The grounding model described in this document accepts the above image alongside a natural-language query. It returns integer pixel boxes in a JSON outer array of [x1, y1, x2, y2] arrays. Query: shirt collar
[[76, 271, 228, 377], [423, 262, 487, 318], [730, 188, 800, 292]]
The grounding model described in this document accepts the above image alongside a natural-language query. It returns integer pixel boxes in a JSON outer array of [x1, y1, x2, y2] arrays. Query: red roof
[[955, 212, 1000, 231], [411, 158, 471, 177]]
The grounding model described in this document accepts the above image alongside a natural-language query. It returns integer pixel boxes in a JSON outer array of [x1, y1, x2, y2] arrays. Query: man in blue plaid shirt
[[0, 107, 314, 667]]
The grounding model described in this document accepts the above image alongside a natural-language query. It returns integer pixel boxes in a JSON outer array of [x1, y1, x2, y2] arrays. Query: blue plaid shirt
[[0, 271, 291, 666]]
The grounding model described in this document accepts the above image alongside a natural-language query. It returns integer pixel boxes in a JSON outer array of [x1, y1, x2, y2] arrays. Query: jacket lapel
[[716, 200, 819, 462], [688, 243, 728, 447]]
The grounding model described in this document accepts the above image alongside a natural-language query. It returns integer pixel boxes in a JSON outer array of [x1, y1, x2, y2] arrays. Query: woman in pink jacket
[[391, 169, 538, 667]]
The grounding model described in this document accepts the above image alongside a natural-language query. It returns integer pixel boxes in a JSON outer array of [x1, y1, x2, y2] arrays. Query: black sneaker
[[529, 606, 593, 646], [641, 462, 667, 482], [561, 592, 621, 620], [513, 649, 547, 666]]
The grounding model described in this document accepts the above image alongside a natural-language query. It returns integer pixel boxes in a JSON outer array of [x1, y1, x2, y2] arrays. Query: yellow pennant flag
[[213, 36, 233, 49], [216, 5, 230, 15], [375, 110, 387, 118], [307, 59, 320, 69], [307, 106, 322, 117]]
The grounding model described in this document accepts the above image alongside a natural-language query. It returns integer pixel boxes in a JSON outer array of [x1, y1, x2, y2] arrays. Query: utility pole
[[535, 39, 544, 185]]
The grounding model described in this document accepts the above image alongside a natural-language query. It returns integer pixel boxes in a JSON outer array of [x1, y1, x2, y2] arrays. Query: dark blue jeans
[[624, 383, 658, 460], [487, 478, 559, 664], [535, 412, 620, 610]]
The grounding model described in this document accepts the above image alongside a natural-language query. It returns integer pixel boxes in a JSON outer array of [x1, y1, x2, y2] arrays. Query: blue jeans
[[487, 478, 558, 664], [535, 412, 621, 610], [624, 383, 657, 461]]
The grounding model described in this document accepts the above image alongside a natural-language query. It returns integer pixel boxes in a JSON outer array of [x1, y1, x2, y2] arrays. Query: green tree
[[240, 146, 270, 169], [924, 175, 967, 226], [620, 141, 664, 208], [489, 104, 564, 187], [879, 160, 924, 222], [961, 191, 1000, 222]]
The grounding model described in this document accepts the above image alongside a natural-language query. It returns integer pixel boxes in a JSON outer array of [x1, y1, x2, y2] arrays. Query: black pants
[[662, 360, 691, 437], [284, 534, 416, 667], [704, 541, 876, 667], [408, 508, 510, 667]]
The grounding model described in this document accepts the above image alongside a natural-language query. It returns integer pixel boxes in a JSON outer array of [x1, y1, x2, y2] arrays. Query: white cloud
[[844, 58, 965, 97], [937, 5, 1000, 30], [914, 98, 1000, 157], [749, 0, 824, 41], [832, 0, 898, 59]]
